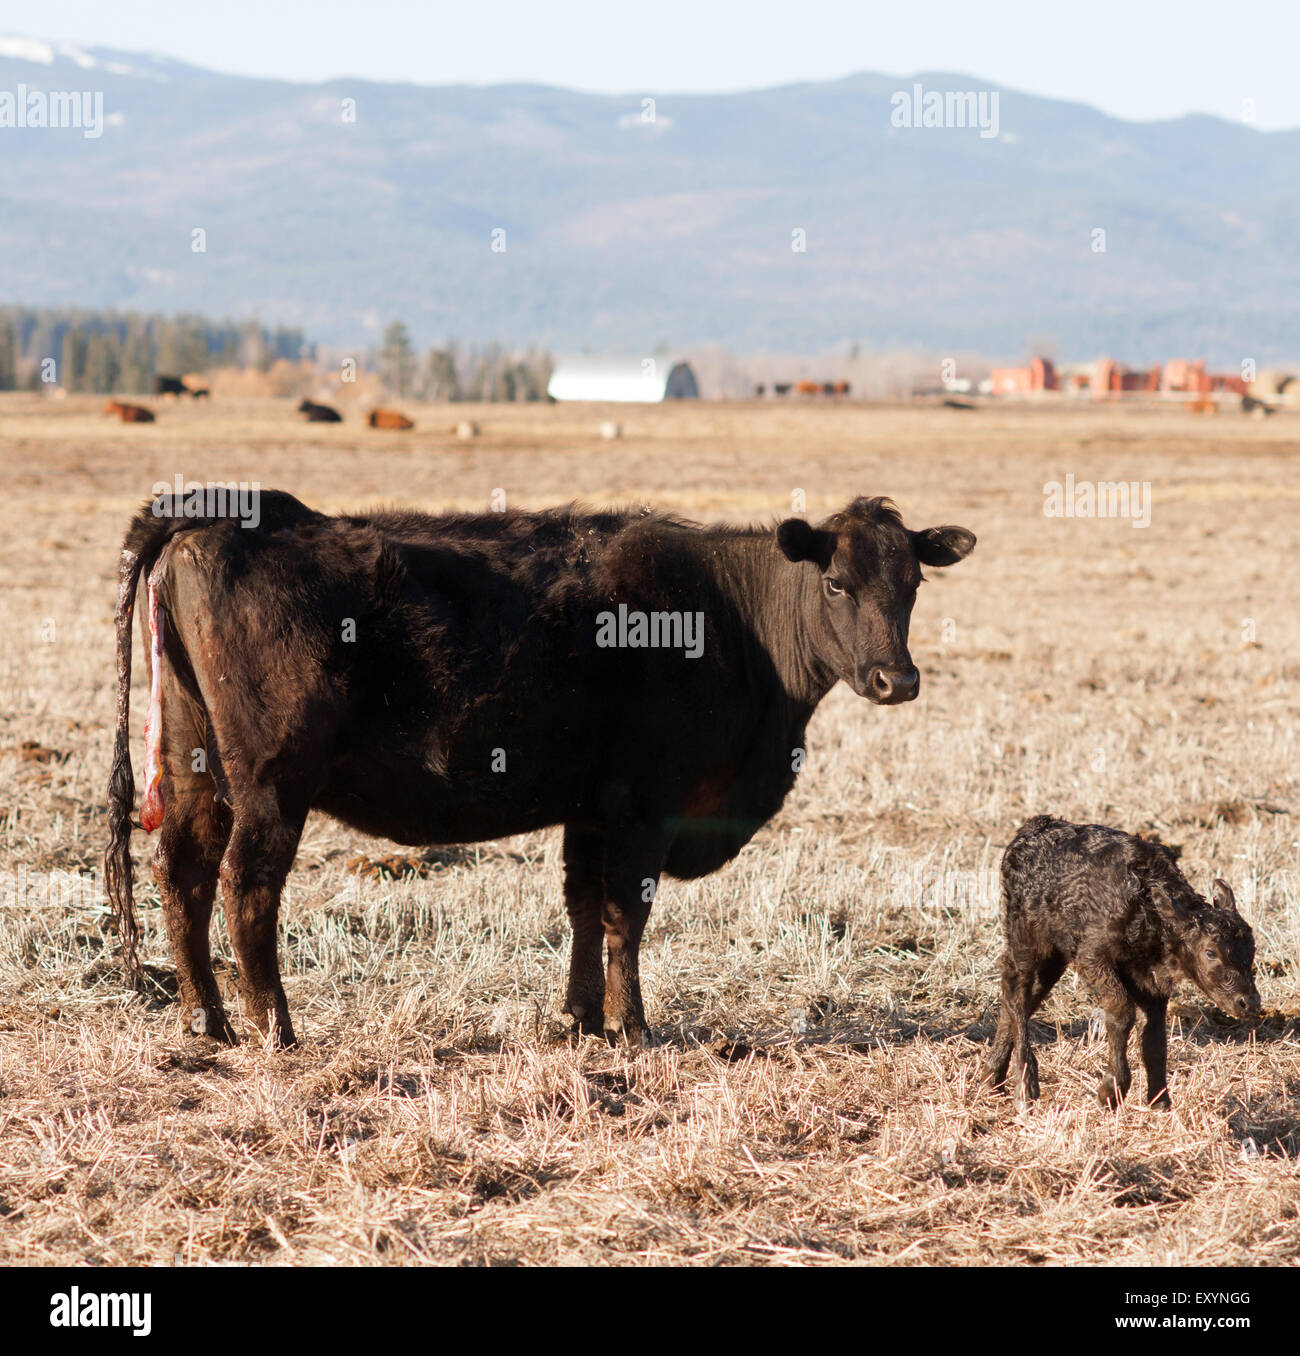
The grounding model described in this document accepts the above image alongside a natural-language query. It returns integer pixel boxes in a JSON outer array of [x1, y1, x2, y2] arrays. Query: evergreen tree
[[0, 318, 16, 390], [379, 320, 416, 397]]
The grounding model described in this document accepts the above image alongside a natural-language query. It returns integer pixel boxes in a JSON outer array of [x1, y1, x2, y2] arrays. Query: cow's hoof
[[604, 1019, 651, 1048], [1148, 1089, 1172, 1112], [1098, 1074, 1123, 1110], [563, 1001, 607, 1039], [182, 1004, 238, 1045], [247, 1017, 297, 1050], [565, 1008, 606, 1040]]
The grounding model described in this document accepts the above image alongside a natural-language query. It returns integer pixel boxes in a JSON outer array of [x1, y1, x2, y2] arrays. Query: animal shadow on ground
[[1222, 1082, 1300, 1159]]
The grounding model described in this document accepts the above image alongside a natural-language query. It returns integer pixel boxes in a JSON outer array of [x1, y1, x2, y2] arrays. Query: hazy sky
[[19, 0, 1300, 129]]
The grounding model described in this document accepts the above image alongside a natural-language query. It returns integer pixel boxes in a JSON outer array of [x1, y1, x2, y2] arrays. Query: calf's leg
[[1082, 960, 1136, 1109], [989, 950, 1064, 1101], [986, 949, 1021, 1087], [1138, 996, 1171, 1109]]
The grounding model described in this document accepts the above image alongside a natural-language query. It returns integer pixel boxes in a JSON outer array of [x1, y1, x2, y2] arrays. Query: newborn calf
[[987, 816, 1260, 1109]]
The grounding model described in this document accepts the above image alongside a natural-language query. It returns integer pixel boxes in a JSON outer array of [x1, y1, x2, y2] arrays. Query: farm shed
[[546, 357, 699, 403]]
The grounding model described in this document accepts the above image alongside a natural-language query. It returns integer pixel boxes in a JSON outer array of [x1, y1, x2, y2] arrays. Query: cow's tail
[[104, 500, 207, 991]]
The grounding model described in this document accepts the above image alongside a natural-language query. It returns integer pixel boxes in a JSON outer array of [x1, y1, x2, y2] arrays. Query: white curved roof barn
[[547, 357, 699, 403]]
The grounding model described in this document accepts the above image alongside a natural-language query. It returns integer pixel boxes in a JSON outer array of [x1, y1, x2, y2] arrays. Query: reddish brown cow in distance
[[103, 400, 156, 423], [106, 491, 974, 1047], [367, 408, 414, 429]]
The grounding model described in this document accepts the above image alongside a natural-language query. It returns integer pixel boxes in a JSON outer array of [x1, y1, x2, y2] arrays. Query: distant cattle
[[367, 408, 414, 430], [153, 375, 187, 398], [106, 493, 975, 1048], [833, 381, 851, 396], [795, 380, 821, 396], [297, 399, 342, 423], [189, 387, 211, 401], [773, 383, 792, 397], [104, 400, 155, 424]]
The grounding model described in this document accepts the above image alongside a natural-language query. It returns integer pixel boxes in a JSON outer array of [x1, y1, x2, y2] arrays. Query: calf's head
[[1158, 879, 1261, 1017], [777, 497, 975, 704]]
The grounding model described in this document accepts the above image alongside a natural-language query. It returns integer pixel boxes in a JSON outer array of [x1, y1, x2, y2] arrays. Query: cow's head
[[776, 497, 975, 704]]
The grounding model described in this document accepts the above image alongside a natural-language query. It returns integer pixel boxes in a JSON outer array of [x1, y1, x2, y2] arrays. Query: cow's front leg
[[561, 825, 606, 1036], [600, 825, 669, 1046]]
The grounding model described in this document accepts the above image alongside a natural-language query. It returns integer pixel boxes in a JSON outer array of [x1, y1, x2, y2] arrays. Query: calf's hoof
[[1013, 1077, 1039, 1109], [982, 1059, 1008, 1090], [1147, 1088, 1172, 1112], [1098, 1073, 1124, 1110]]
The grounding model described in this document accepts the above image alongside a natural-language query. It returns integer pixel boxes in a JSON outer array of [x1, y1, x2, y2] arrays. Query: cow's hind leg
[[218, 789, 308, 1047], [149, 654, 235, 1041], [154, 775, 234, 1042], [561, 826, 606, 1037]]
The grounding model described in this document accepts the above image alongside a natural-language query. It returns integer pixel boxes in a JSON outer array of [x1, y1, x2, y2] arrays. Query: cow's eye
[[1204, 948, 1217, 961], [824, 577, 846, 597]]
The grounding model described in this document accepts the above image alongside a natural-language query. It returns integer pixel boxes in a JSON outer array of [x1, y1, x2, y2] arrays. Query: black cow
[[154, 374, 187, 397], [106, 492, 975, 1047], [297, 398, 342, 423]]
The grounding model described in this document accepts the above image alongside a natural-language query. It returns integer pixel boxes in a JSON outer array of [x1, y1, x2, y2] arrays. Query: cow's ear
[[1212, 879, 1238, 913], [777, 519, 835, 567], [912, 525, 976, 567]]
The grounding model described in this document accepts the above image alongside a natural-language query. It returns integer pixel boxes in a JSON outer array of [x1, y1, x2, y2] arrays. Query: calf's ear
[[1212, 879, 1238, 912], [777, 519, 836, 568], [1148, 879, 1190, 924], [912, 525, 976, 567]]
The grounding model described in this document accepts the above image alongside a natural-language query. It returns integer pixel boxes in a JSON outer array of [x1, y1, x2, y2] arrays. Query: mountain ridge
[[1, 37, 1296, 362]]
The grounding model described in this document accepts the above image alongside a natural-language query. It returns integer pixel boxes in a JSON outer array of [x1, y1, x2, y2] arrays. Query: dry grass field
[[1, 393, 1299, 1266]]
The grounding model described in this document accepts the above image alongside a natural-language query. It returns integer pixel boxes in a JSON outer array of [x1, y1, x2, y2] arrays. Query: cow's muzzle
[[860, 665, 920, 705]]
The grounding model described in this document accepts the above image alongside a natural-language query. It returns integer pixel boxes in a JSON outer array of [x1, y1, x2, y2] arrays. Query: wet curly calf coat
[[987, 816, 1260, 1109]]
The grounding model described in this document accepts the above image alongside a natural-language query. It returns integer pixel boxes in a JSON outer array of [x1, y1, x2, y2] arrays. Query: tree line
[[0, 308, 309, 393], [0, 311, 553, 402], [375, 322, 552, 402]]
